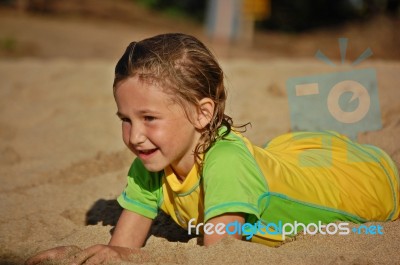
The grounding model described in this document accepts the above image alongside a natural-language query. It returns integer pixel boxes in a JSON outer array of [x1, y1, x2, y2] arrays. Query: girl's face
[[115, 76, 202, 178]]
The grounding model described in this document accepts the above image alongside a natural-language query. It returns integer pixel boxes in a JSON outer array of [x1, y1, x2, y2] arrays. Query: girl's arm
[[109, 209, 152, 248], [203, 213, 245, 246], [25, 209, 152, 265]]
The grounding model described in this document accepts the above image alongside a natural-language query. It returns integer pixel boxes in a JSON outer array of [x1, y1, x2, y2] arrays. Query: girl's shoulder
[[204, 128, 255, 164]]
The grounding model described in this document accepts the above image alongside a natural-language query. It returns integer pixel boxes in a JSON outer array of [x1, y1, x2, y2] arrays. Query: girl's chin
[[140, 154, 167, 172], [142, 163, 165, 173]]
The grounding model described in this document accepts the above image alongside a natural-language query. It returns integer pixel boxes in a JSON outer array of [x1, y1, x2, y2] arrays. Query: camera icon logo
[[286, 38, 382, 140]]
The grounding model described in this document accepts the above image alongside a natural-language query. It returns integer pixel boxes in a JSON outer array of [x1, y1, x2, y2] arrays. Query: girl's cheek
[[121, 122, 131, 147]]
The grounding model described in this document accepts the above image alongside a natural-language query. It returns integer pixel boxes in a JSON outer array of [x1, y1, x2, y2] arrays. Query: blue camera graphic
[[286, 39, 382, 140]]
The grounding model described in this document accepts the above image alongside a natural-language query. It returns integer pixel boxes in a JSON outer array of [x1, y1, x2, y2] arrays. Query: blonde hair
[[113, 33, 237, 164]]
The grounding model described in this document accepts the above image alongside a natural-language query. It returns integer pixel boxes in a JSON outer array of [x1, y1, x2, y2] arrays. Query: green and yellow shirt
[[118, 128, 399, 246]]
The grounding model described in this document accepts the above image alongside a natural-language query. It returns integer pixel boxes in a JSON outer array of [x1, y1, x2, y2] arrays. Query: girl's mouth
[[138, 148, 158, 159]]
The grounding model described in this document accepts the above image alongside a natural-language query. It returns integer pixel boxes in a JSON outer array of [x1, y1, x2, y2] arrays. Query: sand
[[1, 4, 400, 265]]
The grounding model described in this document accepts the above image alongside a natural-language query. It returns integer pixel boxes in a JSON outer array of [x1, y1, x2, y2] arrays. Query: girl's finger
[[70, 245, 105, 265], [25, 246, 82, 265], [78, 254, 107, 265]]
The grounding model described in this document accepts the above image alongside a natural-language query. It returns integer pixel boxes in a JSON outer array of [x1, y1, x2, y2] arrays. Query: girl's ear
[[194, 98, 215, 129]]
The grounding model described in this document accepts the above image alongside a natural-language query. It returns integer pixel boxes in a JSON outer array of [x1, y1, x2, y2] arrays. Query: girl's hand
[[25, 245, 145, 265], [25, 245, 82, 265], [26, 209, 152, 264], [69, 244, 143, 264]]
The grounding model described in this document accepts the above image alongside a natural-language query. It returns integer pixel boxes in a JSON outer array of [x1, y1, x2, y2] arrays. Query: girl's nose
[[130, 125, 146, 145]]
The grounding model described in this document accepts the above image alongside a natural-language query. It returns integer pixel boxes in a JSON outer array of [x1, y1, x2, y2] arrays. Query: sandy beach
[[1, 2, 400, 264]]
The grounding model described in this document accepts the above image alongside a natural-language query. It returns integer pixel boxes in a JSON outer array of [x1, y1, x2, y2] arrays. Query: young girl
[[27, 33, 399, 265]]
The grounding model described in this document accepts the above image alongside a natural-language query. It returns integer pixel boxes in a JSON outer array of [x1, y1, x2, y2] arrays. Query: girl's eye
[[120, 117, 131, 123], [144, 116, 156, 122]]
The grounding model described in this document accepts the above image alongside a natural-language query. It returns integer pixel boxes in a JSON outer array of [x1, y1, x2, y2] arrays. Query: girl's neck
[[170, 166, 187, 183]]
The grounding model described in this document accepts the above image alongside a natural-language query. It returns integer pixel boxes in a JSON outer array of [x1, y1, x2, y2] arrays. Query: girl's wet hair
[[113, 33, 238, 165]]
